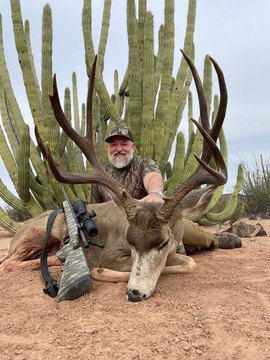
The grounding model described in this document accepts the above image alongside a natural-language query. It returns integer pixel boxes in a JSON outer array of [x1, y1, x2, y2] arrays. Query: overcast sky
[[0, 0, 270, 208]]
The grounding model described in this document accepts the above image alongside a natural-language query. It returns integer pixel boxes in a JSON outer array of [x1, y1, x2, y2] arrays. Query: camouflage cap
[[105, 126, 134, 143]]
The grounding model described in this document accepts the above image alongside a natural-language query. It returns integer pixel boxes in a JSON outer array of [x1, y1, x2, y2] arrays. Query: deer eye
[[158, 240, 169, 251]]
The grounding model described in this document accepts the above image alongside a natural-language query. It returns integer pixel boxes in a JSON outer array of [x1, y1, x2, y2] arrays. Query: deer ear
[[180, 185, 216, 218]]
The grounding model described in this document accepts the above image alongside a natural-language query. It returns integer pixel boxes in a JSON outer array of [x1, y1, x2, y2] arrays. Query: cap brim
[[105, 134, 133, 143]]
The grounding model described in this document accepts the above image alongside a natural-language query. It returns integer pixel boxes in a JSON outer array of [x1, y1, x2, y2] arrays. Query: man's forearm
[[143, 172, 164, 194], [139, 172, 164, 202]]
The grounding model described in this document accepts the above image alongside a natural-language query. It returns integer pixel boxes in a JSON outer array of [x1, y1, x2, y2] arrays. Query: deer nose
[[126, 289, 145, 302]]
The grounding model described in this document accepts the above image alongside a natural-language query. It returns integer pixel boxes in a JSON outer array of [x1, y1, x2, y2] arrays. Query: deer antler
[[156, 50, 228, 222], [35, 56, 139, 219]]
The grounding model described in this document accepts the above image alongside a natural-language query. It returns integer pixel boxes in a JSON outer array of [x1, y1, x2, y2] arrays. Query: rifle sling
[[40, 207, 62, 298]]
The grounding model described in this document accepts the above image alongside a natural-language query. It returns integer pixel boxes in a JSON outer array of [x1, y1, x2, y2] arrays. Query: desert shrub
[[4, 206, 32, 223], [241, 155, 270, 216]]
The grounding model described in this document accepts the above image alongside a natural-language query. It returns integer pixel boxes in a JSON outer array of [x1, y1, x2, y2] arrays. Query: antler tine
[[156, 53, 228, 222], [86, 55, 97, 146], [157, 118, 227, 222], [34, 125, 48, 160], [208, 56, 228, 143], [180, 49, 210, 135], [49, 57, 102, 171]]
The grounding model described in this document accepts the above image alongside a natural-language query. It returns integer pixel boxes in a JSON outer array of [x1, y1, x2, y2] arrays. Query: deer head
[[35, 51, 227, 302]]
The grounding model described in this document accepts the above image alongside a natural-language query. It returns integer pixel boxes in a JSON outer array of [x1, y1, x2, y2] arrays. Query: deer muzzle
[[126, 247, 169, 302]]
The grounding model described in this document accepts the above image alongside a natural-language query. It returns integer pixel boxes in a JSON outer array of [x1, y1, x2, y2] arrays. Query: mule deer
[[0, 50, 227, 302]]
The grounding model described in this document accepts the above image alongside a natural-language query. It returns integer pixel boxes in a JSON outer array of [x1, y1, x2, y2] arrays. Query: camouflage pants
[[182, 218, 218, 253]]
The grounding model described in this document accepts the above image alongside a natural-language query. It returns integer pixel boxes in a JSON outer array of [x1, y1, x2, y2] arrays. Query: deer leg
[[162, 253, 197, 274], [90, 253, 196, 282], [0, 255, 62, 274], [91, 267, 130, 282]]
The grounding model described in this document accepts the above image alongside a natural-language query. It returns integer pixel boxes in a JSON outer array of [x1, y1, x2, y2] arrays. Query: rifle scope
[[73, 200, 98, 237]]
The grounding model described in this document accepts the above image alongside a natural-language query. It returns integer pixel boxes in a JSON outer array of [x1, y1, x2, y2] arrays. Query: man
[[91, 126, 242, 252]]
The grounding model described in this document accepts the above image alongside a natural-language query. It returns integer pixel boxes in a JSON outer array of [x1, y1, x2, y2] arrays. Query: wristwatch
[[148, 190, 164, 197]]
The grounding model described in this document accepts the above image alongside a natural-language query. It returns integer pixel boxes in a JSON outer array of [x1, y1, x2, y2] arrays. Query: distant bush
[[241, 155, 270, 216], [4, 206, 32, 223]]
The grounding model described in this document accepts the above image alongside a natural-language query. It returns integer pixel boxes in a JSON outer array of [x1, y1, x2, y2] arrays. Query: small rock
[[183, 345, 192, 352]]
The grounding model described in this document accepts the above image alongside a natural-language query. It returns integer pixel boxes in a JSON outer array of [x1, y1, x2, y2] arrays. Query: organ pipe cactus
[[0, 0, 242, 234]]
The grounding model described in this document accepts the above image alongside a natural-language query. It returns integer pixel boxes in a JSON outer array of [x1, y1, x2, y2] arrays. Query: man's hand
[[138, 193, 164, 203]]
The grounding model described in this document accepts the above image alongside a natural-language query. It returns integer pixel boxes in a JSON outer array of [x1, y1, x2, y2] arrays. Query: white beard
[[109, 152, 134, 169]]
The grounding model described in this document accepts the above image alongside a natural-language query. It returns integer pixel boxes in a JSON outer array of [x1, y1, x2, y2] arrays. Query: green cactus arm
[[230, 200, 245, 224], [0, 84, 19, 155], [82, 0, 121, 125], [0, 121, 18, 189], [114, 70, 119, 98], [201, 164, 243, 223], [184, 131, 195, 165], [138, 0, 147, 70], [0, 15, 24, 145], [203, 55, 212, 117], [160, 65, 193, 173], [140, 11, 155, 158], [24, 20, 42, 113], [97, 0, 112, 74], [65, 134, 86, 200], [154, 0, 174, 164], [42, 4, 59, 154], [24, 196, 43, 217], [58, 87, 71, 157], [232, 163, 244, 195], [166, 131, 185, 196], [16, 125, 45, 212], [10, 0, 43, 129], [127, 0, 142, 148], [72, 72, 85, 175], [187, 185, 224, 222], [0, 14, 48, 187], [165, 161, 173, 180], [181, 132, 203, 182], [0, 206, 21, 234], [80, 103, 86, 136], [72, 72, 80, 133], [17, 124, 31, 202], [154, 24, 164, 97], [28, 174, 45, 197], [188, 91, 194, 137], [15, 125, 43, 215], [114, 67, 129, 118], [119, 67, 129, 96], [158, 0, 197, 171], [197, 217, 219, 226], [205, 194, 238, 223], [58, 83, 85, 201], [0, 178, 31, 216]]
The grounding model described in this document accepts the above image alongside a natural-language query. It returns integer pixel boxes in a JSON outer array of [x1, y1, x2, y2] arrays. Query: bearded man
[[91, 126, 242, 252]]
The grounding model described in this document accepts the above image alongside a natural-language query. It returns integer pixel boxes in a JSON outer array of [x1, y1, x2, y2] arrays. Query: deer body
[[2, 200, 196, 301], [1, 51, 228, 301]]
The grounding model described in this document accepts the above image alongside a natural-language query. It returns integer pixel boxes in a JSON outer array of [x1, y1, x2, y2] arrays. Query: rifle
[[53, 186, 103, 302]]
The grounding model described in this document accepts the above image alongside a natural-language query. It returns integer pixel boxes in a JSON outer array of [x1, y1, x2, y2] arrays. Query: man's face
[[107, 136, 135, 169]]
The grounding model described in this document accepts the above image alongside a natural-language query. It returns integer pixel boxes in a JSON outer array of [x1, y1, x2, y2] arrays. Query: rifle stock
[[56, 200, 92, 302]]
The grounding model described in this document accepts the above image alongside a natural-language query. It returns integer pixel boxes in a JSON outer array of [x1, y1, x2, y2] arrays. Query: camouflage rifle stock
[[56, 186, 101, 302]]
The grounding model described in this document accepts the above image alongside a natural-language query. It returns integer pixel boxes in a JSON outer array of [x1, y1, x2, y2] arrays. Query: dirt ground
[[0, 218, 270, 360]]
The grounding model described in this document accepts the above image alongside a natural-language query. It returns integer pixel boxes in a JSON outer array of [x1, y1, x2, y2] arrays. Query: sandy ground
[[0, 218, 270, 360]]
